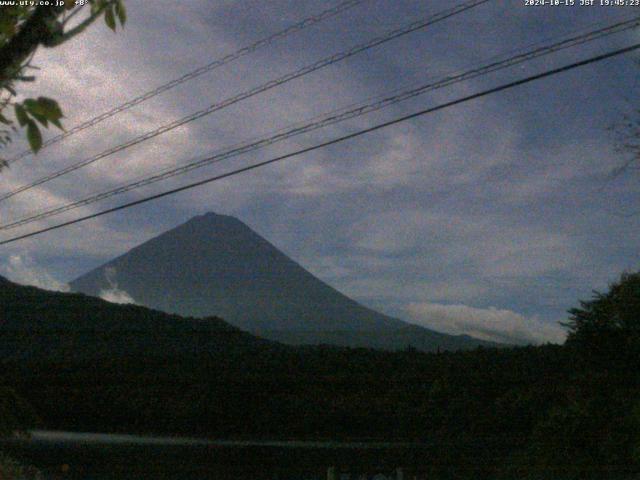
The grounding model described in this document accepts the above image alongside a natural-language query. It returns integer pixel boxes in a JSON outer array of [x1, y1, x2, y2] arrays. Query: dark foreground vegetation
[[0, 272, 639, 479]]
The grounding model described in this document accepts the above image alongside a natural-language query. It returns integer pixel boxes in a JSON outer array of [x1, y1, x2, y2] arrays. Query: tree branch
[[48, 3, 110, 47], [0, 6, 65, 84]]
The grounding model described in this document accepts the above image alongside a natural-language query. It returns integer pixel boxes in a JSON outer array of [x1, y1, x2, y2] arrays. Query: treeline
[[0, 273, 639, 478]]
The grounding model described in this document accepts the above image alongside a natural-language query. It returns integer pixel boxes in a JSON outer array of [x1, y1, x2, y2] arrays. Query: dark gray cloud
[[1, 0, 639, 343]]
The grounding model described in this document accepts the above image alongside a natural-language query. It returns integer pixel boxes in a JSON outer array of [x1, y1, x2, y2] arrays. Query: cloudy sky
[[1, 0, 639, 344]]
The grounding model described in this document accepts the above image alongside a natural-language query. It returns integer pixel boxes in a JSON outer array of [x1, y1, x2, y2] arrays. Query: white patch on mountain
[[98, 267, 137, 305]]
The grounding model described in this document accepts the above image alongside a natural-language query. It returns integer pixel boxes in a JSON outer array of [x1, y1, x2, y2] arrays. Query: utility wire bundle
[[0, 0, 489, 203], [1, 0, 638, 245], [3, 0, 370, 166]]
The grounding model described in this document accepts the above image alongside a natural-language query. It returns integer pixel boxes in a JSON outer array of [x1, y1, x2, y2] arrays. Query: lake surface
[[0, 431, 431, 479]]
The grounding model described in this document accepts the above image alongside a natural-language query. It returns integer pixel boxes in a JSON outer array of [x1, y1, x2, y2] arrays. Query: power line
[[0, 0, 489, 203], [3, 0, 370, 166], [2, 15, 638, 232], [1, 42, 638, 247]]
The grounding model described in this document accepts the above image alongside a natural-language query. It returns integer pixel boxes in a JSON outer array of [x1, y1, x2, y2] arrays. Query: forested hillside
[[1, 273, 639, 479]]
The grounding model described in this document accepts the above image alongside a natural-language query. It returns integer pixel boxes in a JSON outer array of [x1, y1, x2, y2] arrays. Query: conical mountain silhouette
[[70, 213, 495, 351]]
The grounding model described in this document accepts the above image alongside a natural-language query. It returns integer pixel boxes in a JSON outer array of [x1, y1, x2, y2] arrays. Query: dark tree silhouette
[[563, 271, 640, 360]]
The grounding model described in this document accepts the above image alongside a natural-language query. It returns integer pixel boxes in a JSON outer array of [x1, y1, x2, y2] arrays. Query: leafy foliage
[[0, 0, 126, 167], [13, 97, 63, 152], [564, 272, 640, 345]]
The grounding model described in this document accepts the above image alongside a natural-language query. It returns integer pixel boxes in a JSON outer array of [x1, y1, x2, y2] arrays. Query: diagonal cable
[[0, 0, 490, 203], [1, 42, 638, 246], [2, 14, 638, 231], [4, 0, 370, 166]]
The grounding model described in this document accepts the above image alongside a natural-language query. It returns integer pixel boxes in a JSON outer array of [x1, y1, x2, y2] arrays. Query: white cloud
[[99, 288, 137, 305], [338, 276, 491, 305], [0, 0, 636, 335], [0, 254, 69, 292], [351, 208, 583, 280], [353, 209, 435, 253], [98, 267, 136, 305], [405, 301, 566, 345]]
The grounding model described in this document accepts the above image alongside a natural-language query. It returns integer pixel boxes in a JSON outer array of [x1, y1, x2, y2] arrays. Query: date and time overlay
[[525, 0, 640, 6], [0, 1, 92, 7], [1, 0, 640, 8]]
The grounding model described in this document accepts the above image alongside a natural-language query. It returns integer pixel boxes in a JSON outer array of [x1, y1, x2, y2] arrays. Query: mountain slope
[[0, 274, 272, 362], [70, 212, 496, 351]]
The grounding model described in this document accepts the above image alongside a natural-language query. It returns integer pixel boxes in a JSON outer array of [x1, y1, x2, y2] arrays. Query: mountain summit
[[70, 213, 494, 351]]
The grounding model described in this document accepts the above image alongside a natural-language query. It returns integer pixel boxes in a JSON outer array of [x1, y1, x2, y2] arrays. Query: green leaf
[[104, 6, 116, 31], [22, 98, 64, 130], [26, 120, 43, 153], [24, 99, 43, 116], [50, 117, 64, 131], [90, 0, 103, 15], [0, 19, 16, 38], [14, 104, 28, 127], [115, 0, 126, 26], [23, 99, 49, 127], [30, 111, 49, 128], [37, 97, 64, 121]]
